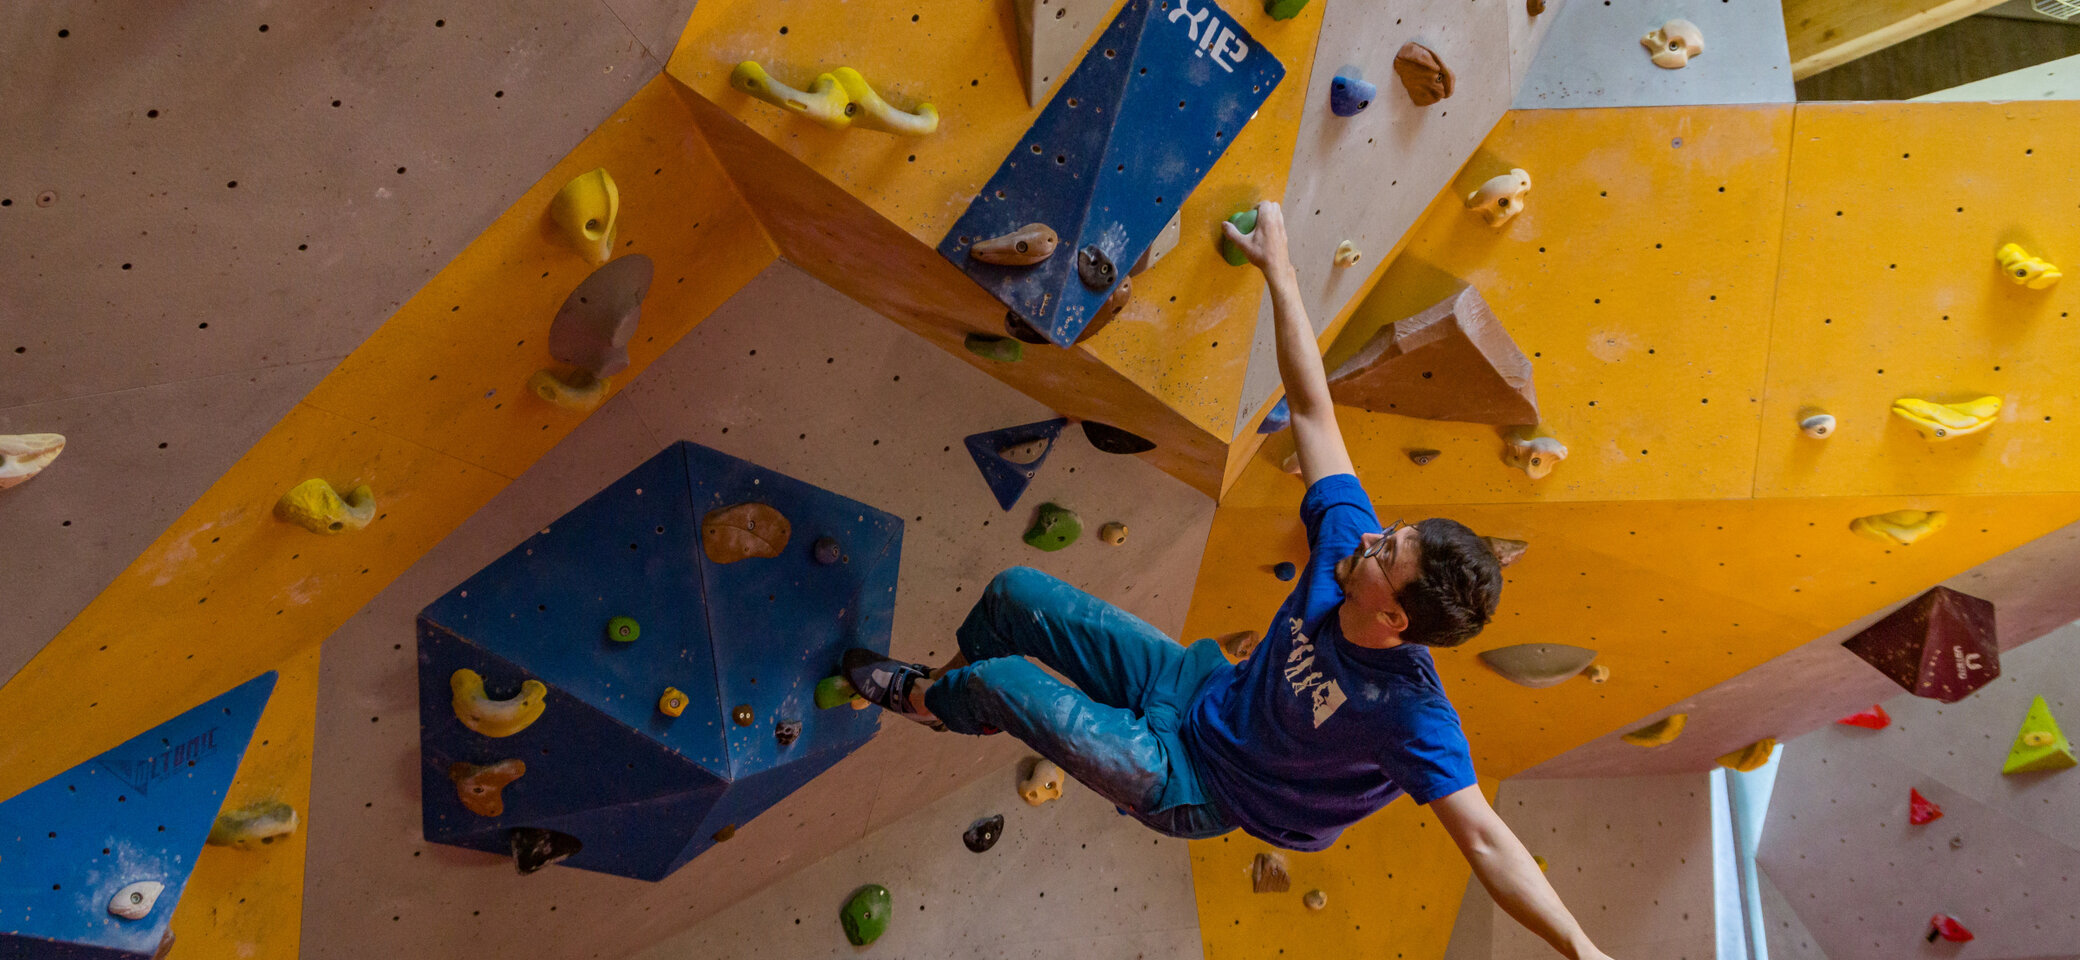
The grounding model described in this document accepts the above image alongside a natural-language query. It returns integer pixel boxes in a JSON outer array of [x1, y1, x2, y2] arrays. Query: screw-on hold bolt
[[732, 704, 755, 726]]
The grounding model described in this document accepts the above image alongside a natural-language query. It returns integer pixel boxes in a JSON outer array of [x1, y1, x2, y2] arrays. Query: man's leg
[[944, 566, 1194, 714], [926, 656, 1170, 816]]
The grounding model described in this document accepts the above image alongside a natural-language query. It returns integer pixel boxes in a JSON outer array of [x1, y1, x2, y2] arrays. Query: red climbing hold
[[1836, 704, 1891, 730], [1908, 788, 1943, 825], [1927, 914, 1974, 943]]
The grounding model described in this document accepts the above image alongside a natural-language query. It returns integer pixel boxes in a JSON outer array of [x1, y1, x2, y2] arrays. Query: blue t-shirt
[[1180, 473, 1478, 850]]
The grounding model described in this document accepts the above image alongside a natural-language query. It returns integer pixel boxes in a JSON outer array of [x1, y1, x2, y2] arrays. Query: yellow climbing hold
[[730, 61, 851, 130], [1891, 396, 2001, 440], [831, 67, 939, 136], [1715, 738, 1777, 772], [207, 799, 300, 849], [1850, 509, 1948, 546], [451, 668, 549, 737], [659, 687, 687, 717], [529, 368, 608, 412], [275, 478, 376, 534], [1621, 713, 1687, 747], [549, 168, 619, 265], [1996, 242, 2061, 290]]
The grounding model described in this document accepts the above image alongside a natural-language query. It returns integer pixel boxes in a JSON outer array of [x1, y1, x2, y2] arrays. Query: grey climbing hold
[[1477, 644, 1600, 688]]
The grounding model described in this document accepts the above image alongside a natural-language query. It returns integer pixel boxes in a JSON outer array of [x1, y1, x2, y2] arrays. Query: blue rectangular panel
[[0, 673, 276, 959], [938, 0, 1284, 345]]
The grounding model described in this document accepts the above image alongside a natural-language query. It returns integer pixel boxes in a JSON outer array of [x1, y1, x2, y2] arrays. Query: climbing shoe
[[840, 648, 941, 729]]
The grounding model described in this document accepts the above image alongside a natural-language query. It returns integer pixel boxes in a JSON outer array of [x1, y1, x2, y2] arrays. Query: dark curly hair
[[1394, 518, 1504, 648]]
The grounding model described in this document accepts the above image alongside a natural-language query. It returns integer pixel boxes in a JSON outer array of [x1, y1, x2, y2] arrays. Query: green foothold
[[1221, 209, 1258, 267], [606, 616, 640, 643], [963, 333, 1024, 363], [2003, 695, 2077, 774], [815, 675, 859, 710], [1023, 503, 1082, 552], [1263, 0, 1310, 19], [841, 883, 892, 946]]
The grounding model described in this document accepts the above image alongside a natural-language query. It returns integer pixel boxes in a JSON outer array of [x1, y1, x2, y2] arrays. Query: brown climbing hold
[[1393, 42, 1455, 106], [1217, 629, 1262, 661], [970, 223, 1061, 266], [1407, 448, 1441, 466], [702, 502, 791, 564], [1481, 537, 1528, 567], [449, 759, 526, 817], [1076, 276, 1131, 344], [712, 824, 738, 842], [1842, 586, 1999, 703], [1527, 0, 1545, 14], [1250, 852, 1290, 893], [1327, 286, 1539, 426]]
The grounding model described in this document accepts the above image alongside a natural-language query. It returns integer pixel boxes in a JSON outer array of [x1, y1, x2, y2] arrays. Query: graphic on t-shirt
[[1285, 631, 1348, 728]]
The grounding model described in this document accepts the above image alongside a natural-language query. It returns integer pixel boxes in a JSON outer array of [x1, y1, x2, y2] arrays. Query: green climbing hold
[[1263, 0, 1311, 19], [606, 616, 640, 643], [815, 675, 860, 710], [1221, 208, 1258, 266], [1023, 503, 1082, 552], [2002, 695, 2076, 774], [963, 333, 1024, 363], [841, 883, 893, 946]]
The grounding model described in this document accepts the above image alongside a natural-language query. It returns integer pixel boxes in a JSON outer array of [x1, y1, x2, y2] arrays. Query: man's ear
[[1375, 601, 1409, 634]]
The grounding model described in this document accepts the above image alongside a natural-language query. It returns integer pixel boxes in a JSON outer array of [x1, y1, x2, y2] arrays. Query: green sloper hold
[[841, 884, 893, 946], [1221, 209, 1258, 266], [963, 333, 1023, 363], [1023, 503, 1082, 551], [815, 675, 859, 710], [1263, 0, 1310, 20], [2003, 695, 2077, 774]]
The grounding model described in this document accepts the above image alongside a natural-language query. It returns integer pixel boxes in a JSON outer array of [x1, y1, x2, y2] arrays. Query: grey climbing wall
[[1754, 624, 2080, 960], [0, 0, 697, 685], [1513, 0, 1794, 109], [299, 261, 1217, 960], [627, 755, 1207, 960]]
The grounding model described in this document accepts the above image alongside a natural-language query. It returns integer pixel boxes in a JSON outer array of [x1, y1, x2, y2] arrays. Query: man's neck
[[1337, 603, 1405, 650]]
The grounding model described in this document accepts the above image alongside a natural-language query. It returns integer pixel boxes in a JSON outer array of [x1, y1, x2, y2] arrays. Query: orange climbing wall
[[166, 645, 321, 960], [663, 0, 1327, 474], [1186, 101, 2080, 960], [0, 75, 778, 800]]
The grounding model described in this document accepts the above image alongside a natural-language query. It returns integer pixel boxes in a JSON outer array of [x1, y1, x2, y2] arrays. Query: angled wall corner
[[1513, 0, 1793, 109]]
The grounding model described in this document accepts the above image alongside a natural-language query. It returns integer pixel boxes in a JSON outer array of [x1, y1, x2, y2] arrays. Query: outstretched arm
[[1431, 785, 1615, 960], [1224, 201, 1354, 486]]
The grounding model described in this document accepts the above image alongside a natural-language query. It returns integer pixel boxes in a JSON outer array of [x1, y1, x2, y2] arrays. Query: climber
[[842, 201, 1613, 960]]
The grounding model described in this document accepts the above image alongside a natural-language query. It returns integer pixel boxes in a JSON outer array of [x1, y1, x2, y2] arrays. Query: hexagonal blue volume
[[417, 442, 902, 881]]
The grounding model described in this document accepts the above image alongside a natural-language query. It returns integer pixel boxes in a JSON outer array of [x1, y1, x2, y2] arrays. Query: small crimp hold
[[1891, 396, 2001, 440], [207, 799, 300, 849], [963, 814, 1005, 853], [1908, 787, 1942, 825], [1333, 240, 1362, 268], [1836, 704, 1890, 729], [1642, 20, 1705, 69], [1020, 758, 1066, 805], [1408, 448, 1440, 466], [1799, 411, 1835, 439], [970, 224, 1060, 265], [813, 536, 843, 565], [1467, 170, 1532, 227], [1303, 889, 1327, 911], [832, 67, 940, 136], [1076, 245, 1117, 290], [775, 718, 802, 747], [1503, 430, 1567, 479], [963, 333, 1024, 363], [1098, 522, 1128, 546], [1996, 242, 2061, 289], [509, 827, 582, 874], [1621, 713, 1687, 747], [449, 759, 526, 817], [1716, 738, 1776, 772], [529, 369, 608, 412], [730, 61, 850, 129], [658, 687, 687, 717], [109, 880, 164, 920], [0, 433, 66, 490], [276, 478, 376, 534], [1850, 509, 1947, 546], [732, 704, 755, 726], [1329, 74, 1376, 116], [549, 168, 619, 265], [451, 668, 549, 737]]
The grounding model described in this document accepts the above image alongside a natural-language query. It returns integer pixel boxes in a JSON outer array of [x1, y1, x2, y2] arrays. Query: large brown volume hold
[[1841, 586, 2000, 703], [1326, 286, 1538, 426], [1394, 42, 1455, 106]]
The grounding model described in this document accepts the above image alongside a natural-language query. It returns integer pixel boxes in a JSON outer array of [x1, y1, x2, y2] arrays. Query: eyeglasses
[[1359, 519, 1405, 589]]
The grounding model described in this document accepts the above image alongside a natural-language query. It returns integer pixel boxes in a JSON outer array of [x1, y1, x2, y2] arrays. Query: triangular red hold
[[1836, 704, 1891, 729], [1927, 914, 1974, 943], [1908, 788, 1943, 825]]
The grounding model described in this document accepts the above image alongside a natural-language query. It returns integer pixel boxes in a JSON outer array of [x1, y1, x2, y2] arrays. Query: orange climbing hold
[[1907, 788, 1942, 825], [1835, 704, 1890, 730]]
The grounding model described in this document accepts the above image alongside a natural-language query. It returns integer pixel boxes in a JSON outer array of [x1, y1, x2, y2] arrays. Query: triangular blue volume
[[938, 0, 1285, 346], [0, 672, 278, 960], [417, 441, 903, 881], [964, 418, 1070, 511]]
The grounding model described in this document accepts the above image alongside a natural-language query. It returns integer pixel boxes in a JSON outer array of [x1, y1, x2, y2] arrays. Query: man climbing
[[843, 201, 1614, 960]]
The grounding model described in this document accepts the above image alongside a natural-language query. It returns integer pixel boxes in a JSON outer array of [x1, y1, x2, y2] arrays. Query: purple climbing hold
[[1274, 561, 1297, 581], [1258, 397, 1291, 434], [813, 536, 842, 565], [963, 813, 1005, 853]]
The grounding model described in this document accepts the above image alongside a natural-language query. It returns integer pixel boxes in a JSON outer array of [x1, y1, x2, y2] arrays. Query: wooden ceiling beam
[[1785, 0, 2011, 79]]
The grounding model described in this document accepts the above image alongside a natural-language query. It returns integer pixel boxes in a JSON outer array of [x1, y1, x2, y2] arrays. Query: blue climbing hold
[[1257, 398, 1291, 434], [1274, 561, 1297, 581], [965, 418, 1071, 511], [1329, 74, 1375, 117]]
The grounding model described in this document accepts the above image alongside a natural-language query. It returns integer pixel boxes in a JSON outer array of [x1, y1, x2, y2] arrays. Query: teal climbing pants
[[925, 566, 1235, 840]]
